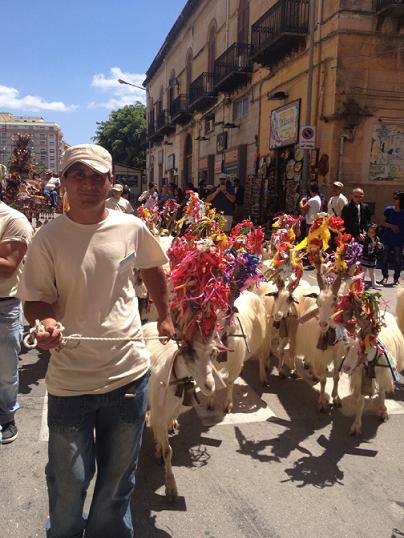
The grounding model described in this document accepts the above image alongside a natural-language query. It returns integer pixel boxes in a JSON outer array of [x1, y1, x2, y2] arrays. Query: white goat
[[265, 278, 315, 378], [143, 322, 223, 500], [208, 289, 271, 413], [342, 312, 404, 435], [395, 287, 404, 334], [295, 271, 346, 411]]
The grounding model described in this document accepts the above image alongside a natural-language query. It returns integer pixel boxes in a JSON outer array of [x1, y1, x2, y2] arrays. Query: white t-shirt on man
[[327, 193, 348, 217], [105, 196, 133, 214], [0, 202, 33, 297], [45, 177, 61, 191], [305, 195, 321, 224], [17, 210, 168, 396]]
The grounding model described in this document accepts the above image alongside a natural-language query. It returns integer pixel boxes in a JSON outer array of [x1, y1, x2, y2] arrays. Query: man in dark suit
[[341, 187, 371, 242]]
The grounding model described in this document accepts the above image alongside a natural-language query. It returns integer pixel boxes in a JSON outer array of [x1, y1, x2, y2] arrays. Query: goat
[[295, 271, 345, 411], [143, 322, 223, 500], [395, 287, 404, 335], [265, 278, 315, 378], [342, 312, 404, 435], [208, 290, 271, 413]]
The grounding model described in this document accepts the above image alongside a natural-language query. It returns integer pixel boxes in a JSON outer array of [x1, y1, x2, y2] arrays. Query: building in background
[[143, 0, 270, 204], [144, 0, 404, 224], [0, 112, 64, 173]]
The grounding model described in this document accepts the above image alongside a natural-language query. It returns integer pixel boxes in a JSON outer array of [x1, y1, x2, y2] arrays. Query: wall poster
[[269, 100, 300, 150], [369, 123, 404, 181]]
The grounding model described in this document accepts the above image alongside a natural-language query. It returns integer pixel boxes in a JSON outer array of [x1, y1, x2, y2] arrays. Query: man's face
[[331, 185, 339, 196], [352, 190, 364, 204], [62, 162, 111, 211], [112, 189, 121, 199]]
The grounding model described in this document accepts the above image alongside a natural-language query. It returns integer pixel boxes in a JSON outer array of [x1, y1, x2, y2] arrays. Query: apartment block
[[0, 112, 64, 173]]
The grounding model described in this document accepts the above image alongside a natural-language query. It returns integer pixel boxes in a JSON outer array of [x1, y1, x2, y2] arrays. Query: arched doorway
[[183, 134, 193, 186]]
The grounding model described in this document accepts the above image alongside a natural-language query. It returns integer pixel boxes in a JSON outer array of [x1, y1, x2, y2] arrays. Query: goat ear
[[232, 306, 239, 314], [304, 292, 319, 299]]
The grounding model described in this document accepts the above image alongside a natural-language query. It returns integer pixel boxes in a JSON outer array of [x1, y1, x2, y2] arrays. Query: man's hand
[[391, 224, 400, 233], [36, 318, 63, 350], [157, 316, 175, 344], [219, 183, 226, 192]]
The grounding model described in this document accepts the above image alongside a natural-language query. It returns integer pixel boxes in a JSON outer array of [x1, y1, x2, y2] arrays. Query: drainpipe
[[301, 0, 316, 195], [225, 0, 229, 48], [337, 129, 354, 182]]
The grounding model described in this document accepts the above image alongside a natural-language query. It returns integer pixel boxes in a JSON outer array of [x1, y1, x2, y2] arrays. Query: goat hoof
[[290, 370, 299, 379], [165, 486, 178, 502], [379, 413, 389, 423], [333, 398, 342, 408], [350, 425, 361, 436], [224, 403, 233, 414]]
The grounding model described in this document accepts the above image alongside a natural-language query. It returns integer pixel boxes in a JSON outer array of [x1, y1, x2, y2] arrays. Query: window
[[233, 95, 249, 119]]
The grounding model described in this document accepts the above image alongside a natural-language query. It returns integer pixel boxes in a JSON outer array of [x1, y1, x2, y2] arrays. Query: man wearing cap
[[138, 182, 159, 209], [18, 144, 174, 537], [206, 172, 236, 232], [106, 183, 134, 214], [43, 170, 61, 209], [327, 181, 348, 217], [0, 200, 32, 444]]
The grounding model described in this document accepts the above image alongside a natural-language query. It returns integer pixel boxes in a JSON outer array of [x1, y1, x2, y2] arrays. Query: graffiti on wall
[[369, 123, 404, 181]]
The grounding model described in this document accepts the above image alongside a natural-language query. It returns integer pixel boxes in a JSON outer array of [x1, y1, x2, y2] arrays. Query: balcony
[[148, 118, 163, 143], [251, 0, 309, 67], [170, 95, 192, 125], [214, 43, 254, 93], [156, 110, 175, 136], [376, 0, 404, 12], [189, 73, 217, 112]]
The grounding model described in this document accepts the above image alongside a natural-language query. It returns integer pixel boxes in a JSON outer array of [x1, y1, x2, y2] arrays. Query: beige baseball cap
[[61, 144, 112, 176], [333, 181, 344, 188], [112, 183, 123, 192]]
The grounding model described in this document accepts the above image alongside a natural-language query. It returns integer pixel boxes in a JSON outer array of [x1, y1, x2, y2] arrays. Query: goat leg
[[350, 392, 365, 436]]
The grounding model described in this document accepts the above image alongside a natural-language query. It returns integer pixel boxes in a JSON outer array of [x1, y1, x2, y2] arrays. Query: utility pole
[[301, 0, 316, 196]]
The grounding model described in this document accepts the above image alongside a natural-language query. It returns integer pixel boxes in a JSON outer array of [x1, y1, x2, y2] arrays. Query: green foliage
[[93, 103, 146, 170]]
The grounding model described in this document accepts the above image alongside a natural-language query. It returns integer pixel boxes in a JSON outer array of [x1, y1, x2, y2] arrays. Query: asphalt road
[[1, 271, 403, 538]]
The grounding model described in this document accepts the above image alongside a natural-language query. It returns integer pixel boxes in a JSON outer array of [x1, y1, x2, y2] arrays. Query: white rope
[[23, 319, 172, 350]]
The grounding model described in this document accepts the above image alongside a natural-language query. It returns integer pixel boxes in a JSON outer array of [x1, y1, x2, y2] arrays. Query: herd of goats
[[134, 202, 404, 501]]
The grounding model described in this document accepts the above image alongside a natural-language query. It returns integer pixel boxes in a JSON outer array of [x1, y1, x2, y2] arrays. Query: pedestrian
[[18, 144, 174, 537], [206, 172, 236, 232], [299, 182, 322, 238], [327, 181, 348, 217], [158, 184, 173, 207], [138, 181, 159, 208], [359, 223, 383, 289], [43, 170, 61, 209], [0, 200, 33, 444], [233, 177, 245, 224], [105, 183, 134, 214], [378, 191, 404, 286], [341, 187, 371, 243]]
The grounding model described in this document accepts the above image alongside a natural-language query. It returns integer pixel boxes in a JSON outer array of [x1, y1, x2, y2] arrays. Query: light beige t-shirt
[[105, 196, 133, 214], [0, 202, 33, 298], [18, 210, 168, 396]]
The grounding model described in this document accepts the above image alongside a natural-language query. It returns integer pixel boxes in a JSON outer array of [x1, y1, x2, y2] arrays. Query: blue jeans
[[381, 244, 403, 281], [46, 371, 149, 538], [0, 298, 23, 425], [44, 189, 58, 207]]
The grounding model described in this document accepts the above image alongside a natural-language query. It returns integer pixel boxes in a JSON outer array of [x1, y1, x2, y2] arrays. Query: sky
[[1, 0, 187, 144]]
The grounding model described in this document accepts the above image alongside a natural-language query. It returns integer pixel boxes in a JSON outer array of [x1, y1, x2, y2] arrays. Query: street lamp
[[117, 78, 146, 92]]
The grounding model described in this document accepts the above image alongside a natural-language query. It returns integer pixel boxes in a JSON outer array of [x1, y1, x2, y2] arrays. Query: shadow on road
[[132, 408, 221, 536], [234, 373, 384, 489], [18, 348, 49, 395]]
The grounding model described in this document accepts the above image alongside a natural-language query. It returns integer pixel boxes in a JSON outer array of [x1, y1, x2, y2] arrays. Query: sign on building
[[269, 100, 300, 149], [299, 125, 316, 149]]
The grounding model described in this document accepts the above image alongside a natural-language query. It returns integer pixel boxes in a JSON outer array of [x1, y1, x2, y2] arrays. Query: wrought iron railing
[[189, 73, 216, 106], [251, 0, 309, 53], [214, 43, 253, 85], [376, 0, 404, 10], [156, 110, 169, 131], [170, 95, 190, 118]]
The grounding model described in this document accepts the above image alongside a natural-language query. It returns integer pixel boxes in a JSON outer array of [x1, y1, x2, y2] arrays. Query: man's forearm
[[24, 301, 57, 326], [140, 267, 170, 319]]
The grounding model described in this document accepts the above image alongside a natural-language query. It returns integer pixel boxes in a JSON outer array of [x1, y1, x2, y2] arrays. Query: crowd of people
[[300, 180, 404, 287]]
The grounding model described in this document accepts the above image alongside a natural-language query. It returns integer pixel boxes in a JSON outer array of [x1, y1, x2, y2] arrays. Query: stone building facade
[[144, 0, 404, 223]]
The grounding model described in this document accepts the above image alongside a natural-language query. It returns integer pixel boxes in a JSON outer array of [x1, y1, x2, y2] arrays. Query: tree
[[93, 103, 146, 170], [9, 133, 34, 177]]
